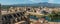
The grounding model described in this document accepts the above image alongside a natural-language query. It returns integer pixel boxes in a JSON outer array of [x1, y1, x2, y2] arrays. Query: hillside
[[1, 2, 60, 9]]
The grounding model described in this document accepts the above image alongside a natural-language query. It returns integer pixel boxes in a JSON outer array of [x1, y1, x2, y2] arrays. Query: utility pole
[[0, 4, 2, 24]]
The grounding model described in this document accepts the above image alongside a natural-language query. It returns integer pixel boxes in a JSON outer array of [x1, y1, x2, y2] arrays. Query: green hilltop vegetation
[[1, 5, 10, 9]]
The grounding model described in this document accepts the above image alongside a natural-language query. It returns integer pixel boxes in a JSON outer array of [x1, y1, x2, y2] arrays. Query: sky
[[0, 0, 60, 5]]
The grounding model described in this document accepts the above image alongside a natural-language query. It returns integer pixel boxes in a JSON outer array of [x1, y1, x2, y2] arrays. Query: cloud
[[48, 0, 54, 3], [29, 0, 41, 3]]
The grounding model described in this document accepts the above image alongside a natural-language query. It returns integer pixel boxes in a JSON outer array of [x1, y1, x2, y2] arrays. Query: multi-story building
[[0, 4, 1, 15], [0, 4, 2, 24]]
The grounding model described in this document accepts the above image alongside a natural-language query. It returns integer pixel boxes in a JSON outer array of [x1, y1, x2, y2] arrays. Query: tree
[[48, 11, 60, 22]]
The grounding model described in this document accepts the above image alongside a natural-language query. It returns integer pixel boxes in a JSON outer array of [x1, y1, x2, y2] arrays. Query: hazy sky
[[0, 0, 60, 5]]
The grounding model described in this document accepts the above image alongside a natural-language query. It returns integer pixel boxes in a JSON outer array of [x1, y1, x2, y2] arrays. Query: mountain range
[[2, 2, 60, 8]]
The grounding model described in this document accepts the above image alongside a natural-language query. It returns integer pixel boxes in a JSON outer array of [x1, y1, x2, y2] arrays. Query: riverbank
[[30, 22, 60, 24], [48, 22, 60, 24]]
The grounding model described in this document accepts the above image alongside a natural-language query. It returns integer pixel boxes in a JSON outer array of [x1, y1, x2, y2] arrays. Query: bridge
[[1, 10, 44, 24], [2, 11, 30, 24]]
